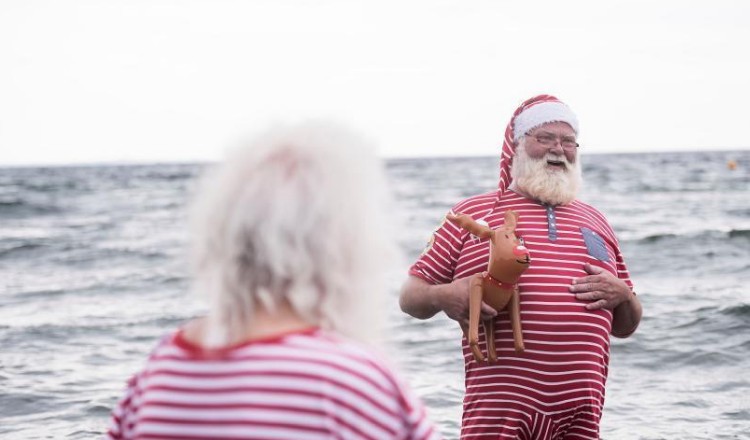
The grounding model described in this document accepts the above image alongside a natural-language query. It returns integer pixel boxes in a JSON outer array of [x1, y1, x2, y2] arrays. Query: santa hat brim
[[513, 101, 579, 142]]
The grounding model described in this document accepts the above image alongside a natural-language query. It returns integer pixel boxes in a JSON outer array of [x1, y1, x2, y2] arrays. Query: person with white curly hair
[[106, 122, 441, 440]]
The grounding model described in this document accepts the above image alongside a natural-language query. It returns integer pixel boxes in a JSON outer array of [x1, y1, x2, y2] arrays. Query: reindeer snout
[[513, 244, 531, 265], [512, 245, 529, 257]]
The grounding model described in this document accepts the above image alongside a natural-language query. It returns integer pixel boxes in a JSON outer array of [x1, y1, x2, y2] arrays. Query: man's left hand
[[569, 263, 633, 310]]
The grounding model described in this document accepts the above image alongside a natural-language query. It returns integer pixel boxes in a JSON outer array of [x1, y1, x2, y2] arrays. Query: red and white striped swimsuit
[[106, 327, 440, 440], [410, 189, 633, 439]]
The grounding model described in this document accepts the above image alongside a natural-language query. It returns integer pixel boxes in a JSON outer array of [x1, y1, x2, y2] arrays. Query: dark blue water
[[1, 151, 748, 439]]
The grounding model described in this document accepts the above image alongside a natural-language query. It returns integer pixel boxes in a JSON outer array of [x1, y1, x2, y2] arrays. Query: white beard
[[510, 142, 582, 206]]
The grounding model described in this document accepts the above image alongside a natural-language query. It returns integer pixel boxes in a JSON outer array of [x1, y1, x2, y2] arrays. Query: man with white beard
[[399, 95, 642, 439]]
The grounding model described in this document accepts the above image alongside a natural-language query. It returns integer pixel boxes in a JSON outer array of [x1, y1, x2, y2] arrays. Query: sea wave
[[0, 199, 62, 217], [728, 228, 750, 239], [630, 228, 750, 244], [0, 391, 59, 418], [721, 303, 750, 317], [0, 242, 47, 258]]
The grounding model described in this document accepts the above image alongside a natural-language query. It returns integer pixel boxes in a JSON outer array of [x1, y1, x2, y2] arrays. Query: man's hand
[[399, 275, 497, 326], [569, 263, 633, 310], [438, 275, 497, 330]]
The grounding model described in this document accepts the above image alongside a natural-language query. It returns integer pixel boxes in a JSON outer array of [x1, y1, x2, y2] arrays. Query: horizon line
[[0, 148, 747, 169]]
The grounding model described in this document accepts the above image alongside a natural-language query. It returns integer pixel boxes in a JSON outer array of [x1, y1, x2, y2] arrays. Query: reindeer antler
[[447, 213, 492, 239]]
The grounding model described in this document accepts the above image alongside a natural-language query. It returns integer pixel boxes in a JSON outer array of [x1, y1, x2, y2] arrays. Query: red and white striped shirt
[[410, 189, 633, 439], [106, 327, 440, 440]]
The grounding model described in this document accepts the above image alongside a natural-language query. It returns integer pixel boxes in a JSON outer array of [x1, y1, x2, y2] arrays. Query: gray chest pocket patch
[[581, 227, 610, 262]]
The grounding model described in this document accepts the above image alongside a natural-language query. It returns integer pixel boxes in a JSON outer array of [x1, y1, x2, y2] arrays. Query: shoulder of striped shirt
[[284, 332, 409, 393], [451, 190, 498, 218], [570, 198, 604, 219], [147, 330, 179, 357], [434, 191, 498, 242], [569, 199, 620, 241]]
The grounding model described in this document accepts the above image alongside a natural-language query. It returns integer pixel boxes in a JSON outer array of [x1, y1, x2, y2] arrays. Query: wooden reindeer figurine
[[447, 210, 531, 362]]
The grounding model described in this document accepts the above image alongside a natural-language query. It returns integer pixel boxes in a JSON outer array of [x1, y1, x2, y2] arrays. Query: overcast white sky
[[1, 0, 748, 166]]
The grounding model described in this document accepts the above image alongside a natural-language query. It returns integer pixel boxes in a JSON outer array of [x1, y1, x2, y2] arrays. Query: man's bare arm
[[399, 275, 496, 323], [611, 293, 642, 338]]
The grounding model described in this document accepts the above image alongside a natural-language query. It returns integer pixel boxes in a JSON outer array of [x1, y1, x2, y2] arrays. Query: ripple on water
[[721, 409, 750, 421], [0, 392, 59, 417]]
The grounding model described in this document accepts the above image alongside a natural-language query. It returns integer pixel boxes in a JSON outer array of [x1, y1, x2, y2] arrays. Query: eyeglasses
[[528, 132, 579, 150]]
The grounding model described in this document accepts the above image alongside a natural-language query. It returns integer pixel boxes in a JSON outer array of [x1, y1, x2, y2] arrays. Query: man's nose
[[548, 141, 565, 154]]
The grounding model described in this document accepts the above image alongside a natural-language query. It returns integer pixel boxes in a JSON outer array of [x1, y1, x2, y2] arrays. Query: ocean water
[[0, 151, 748, 439]]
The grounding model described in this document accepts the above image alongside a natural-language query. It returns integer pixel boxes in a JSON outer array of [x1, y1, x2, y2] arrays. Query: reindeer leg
[[484, 318, 497, 362], [510, 286, 524, 353], [468, 274, 485, 362], [460, 322, 469, 341]]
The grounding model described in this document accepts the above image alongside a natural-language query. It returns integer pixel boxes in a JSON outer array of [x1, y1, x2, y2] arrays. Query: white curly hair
[[188, 121, 397, 347]]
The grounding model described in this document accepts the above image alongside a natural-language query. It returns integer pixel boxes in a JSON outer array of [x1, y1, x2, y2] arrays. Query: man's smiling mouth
[[547, 159, 567, 169]]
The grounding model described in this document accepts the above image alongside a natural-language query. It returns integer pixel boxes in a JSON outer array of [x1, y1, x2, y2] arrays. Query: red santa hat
[[498, 95, 579, 195]]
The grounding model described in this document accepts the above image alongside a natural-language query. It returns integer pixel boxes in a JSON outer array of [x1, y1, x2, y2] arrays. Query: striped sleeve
[[409, 212, 463, 284], [409, 192, 496, 284], [105, 373, 141, 440], [105, 334, 171, 440], [396, 378, 441, 440]]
